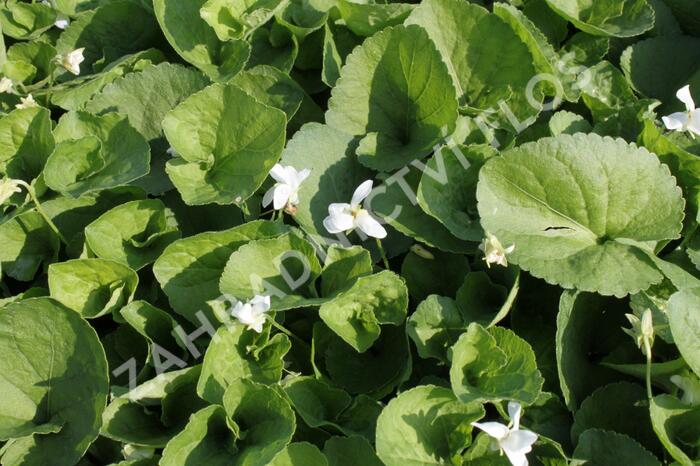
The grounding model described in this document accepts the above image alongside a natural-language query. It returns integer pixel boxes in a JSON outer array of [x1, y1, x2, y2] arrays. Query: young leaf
[[197, 324, 291, 404], [221, 379, 296, 465], [375, 385, 484, 466], [153, 220, 290, 324], [449, 323, 544, 405], [160, 405, 237, 466], [48, 258, 138, 319], [0, 106, 54, 181], [406, 0, 541, 128], [45, 111, 151, 198], [153, 0, 250, 82], [318, 270, 408, 352], [85, 62, 211, 195], [544, 0, 655, 37], [326, 24, 458, 171], [163, 83, 286, 206], [269, 442, 328, 466], [85, 199, 181, 270]]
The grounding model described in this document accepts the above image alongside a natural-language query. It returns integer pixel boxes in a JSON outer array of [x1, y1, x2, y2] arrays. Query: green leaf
[[51, 49, 167, 112], [335, 0, 414, 37], [48, 258, 138, 319], [455, 268, 519, 328], [41, 187, 147, 247], [283, 376, 351, 430], [416, 144, 494, 241], [0, 211, 60, 282], [313, 324, 411, 397], [372, 167, 472, 253], [279, 123, 372, 239], [375, 385, 484, 466], [153, 220, 290, 324], [200, 0, 282, 41], [0, 298, 108, 466], [323, 436, 383, 466], [0, 2, 56, 40], [248, 24, 298, 73], [85, 199, 181, 271], [544, 0, 655, 37], [621, 36, 700, 114], [55, 1, 160, 75], [319, 270, 408, 352], [449, 323, 544, 405], [477, 133, 685, 297], [571, 382, 661, 453], [275, 0, 328, 39], [269, 442, 328, 466], [160, 405, 237, 466], [85, 62, 211, 195], [407, 295, 468, 362], [549, 110, 592, 136], [119, 300, 186, 363], [667, 289, 700, 378], [493, 2, 580, 102], [400, 248, 470, 302], [320, 245, 373, 297], [556, 290, 631, 410], [4, 41, 57, 85], [662, 0, 700, 34], [581, 60, 638, 120], [163, 83, 286, 205], [154, 0, 250, 82], [197, 324, 291, 404], [572, 429, 661, 465], [230, 65, 304, 120], [221, 379, 296, 465], [326, 24, 458, 171], [0, 106, 54, 181], [101, 397, 173, 448], [45, 111, 151, 198], [219, 231, 321, 304], [649, 394, 700, 465], [406, 0, 541, 129]]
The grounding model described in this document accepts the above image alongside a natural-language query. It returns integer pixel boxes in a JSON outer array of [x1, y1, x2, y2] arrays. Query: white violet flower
[[0, 178, 24, 205], [479, 233, 514, 268], [323, 180, 387, 239], [230, 295, 271, 333], [262, 164, 310, 212], [670, 374, 700, 406], [54, 14, 70, 29], [0, 77, 13, 93], [60, 48, 85, 75], [15, 94, 37, 109], [662, 85, 700, 137], [623, 308, 655, 355], [472, 402, 538, 466]]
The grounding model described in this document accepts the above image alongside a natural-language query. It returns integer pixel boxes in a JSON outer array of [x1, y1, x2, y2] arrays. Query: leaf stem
[[644, 338, 653, 400], [375, 238, 390, 269], [267, 315, 308, 348], [17, 180, 67, 245]]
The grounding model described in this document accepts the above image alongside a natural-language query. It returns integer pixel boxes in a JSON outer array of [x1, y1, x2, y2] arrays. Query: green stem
[[267, 315, 308, 348], [375, 238, 390, 269], [644, 338, 653, 400], [45, 70, 55, 108], [19, 181, 68, 245]]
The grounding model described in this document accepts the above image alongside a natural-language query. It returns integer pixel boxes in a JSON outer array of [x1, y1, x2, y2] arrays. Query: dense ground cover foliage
[[1, 0, 700, 464]]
